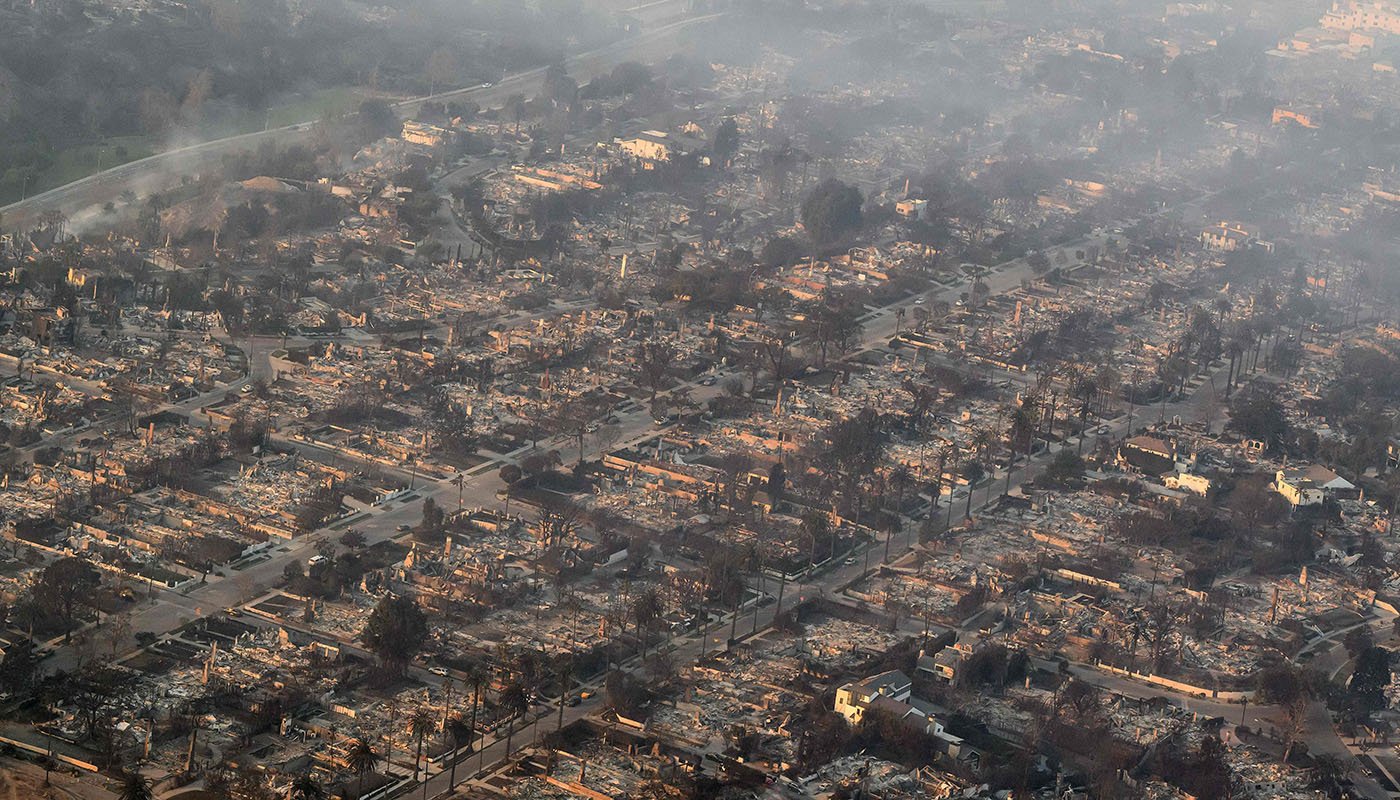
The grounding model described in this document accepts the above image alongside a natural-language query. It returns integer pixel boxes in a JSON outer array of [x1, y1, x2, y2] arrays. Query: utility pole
[[1125, 368, 1140, 435], [727, 595, 740, 651], [557, 657, 570, 733]]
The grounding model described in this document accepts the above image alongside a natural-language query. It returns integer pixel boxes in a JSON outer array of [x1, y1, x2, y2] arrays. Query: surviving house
[[1116, 436, 1179, 476], [916, 639, 976, 684], [834, 670, 966, 755], [834, 670, 914, 726], [1272, 465, 1356, 507]]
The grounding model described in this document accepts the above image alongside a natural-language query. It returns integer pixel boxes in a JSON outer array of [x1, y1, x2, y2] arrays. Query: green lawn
[[221, 85, 385, 137], [47, 135, 155, 181], [0, 135, 155, 206], [0, 86, 391, 206], [268, 86, 374, 128]]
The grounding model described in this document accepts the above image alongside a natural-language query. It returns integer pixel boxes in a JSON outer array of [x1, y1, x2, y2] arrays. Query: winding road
[[0, 8, 721, 235]]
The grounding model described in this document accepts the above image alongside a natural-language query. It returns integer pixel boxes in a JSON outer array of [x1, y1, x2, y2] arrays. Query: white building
[[1272, 465, 1356, 507], [833, 670, 965, 755]]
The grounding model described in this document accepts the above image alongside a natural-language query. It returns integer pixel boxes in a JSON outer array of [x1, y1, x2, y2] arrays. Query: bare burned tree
[[637, 339, 676, 401]]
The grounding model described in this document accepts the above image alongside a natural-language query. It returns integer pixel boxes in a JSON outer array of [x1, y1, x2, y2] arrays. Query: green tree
[[0, 637, 40, 696], [1254, 663, 1308, 705], [606, 62, 652, 95], [1349, 646, 1391, 717], [356, 100, 401, 142], [33, 556, 100, 641], [362, 594, 429, 675], [759, 235, 804, 268], [712, 118, 740, 164], [541, 63, 577, 108], [801, 179, 863, 247], [1229, 387, 1289, 450], [1042, 449, 1085, 487]]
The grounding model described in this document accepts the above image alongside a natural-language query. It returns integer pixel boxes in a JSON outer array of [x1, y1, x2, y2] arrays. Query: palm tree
[[464, 659, 488, 776], [970, 427, 996, 465], [119, 773, 154, 800], [381, 697, 400, 779], [445, 714, 472, 790], [1225, 330, 1250, 396], [288, 774, 327, 800], [345, 737, 379, 799], [1214, 295, 1232, 328], [498, 682, 530, 756], [408, 708, 436, 785]]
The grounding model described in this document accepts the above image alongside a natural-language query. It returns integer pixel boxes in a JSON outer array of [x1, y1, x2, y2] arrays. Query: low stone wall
[[1092, 662, 1251, 702]]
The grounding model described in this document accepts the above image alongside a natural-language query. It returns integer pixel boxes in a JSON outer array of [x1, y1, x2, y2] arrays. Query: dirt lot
[[0, 757, 115, 800]]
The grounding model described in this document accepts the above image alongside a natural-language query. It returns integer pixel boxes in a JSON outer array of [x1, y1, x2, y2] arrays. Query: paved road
[[373, 218, 1266, 796], [24, 148, 1334, 796], [40, 181, 1226, 760]]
